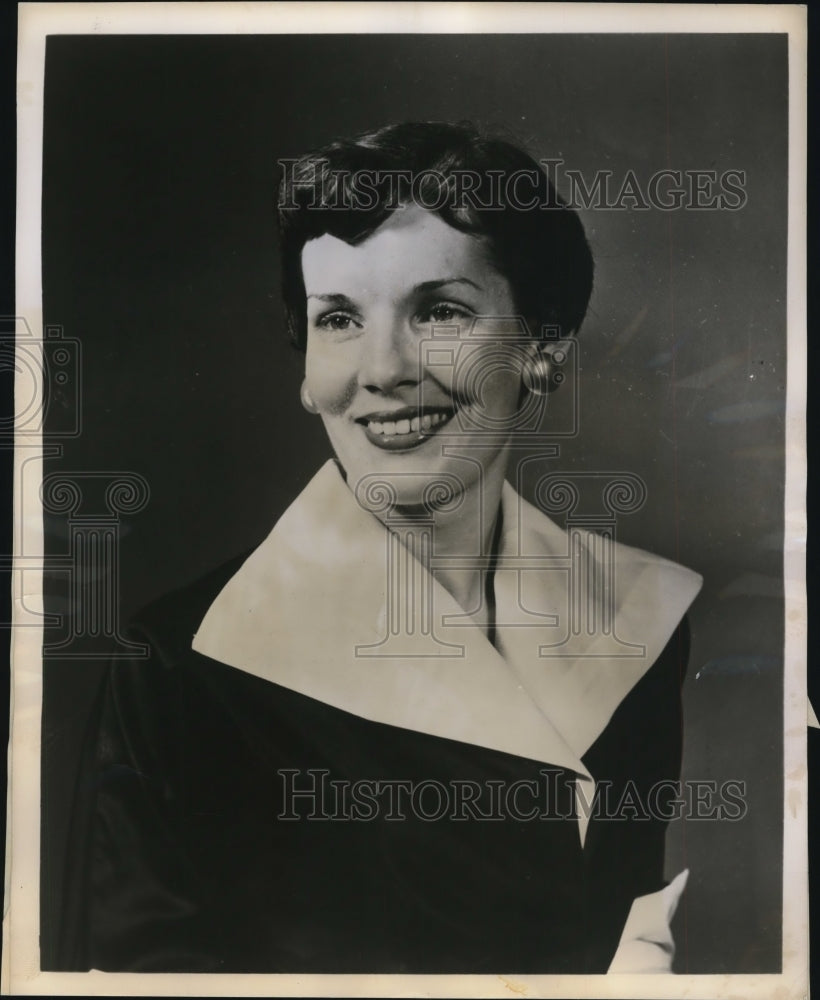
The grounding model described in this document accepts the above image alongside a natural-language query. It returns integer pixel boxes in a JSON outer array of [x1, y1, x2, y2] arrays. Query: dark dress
[[57, 554, 689, 974]]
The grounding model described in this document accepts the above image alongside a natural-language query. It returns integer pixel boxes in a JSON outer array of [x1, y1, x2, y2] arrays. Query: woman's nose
[[358, 320, 418, 393]]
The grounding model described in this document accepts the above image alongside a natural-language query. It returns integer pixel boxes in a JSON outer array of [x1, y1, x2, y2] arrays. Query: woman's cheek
[[453, 358, 523, 421], [305, 345, 359, 416], [495, 370, 527, 417]]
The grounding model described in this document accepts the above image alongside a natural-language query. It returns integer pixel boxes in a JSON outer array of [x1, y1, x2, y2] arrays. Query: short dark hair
[[276, 121, 594, 351]]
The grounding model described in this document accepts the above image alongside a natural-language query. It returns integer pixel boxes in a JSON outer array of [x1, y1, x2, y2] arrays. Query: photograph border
[[6, 3, 808, 997]]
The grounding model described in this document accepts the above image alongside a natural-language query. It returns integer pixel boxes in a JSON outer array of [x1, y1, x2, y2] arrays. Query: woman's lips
[[356, 407, 458, 451]]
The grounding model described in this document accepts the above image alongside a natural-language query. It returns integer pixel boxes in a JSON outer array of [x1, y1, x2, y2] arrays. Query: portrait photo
[[5, 4, 807, 998]]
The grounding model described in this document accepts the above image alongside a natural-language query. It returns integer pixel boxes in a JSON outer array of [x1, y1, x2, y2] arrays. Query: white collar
[[193, 459, 702, 780]]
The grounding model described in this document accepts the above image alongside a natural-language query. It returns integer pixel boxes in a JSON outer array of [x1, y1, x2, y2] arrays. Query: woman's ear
[[522, 338, 574, 396], [300, 378, 320, 414], [522, 351, 553, 397], [543, 337, 574, 357]]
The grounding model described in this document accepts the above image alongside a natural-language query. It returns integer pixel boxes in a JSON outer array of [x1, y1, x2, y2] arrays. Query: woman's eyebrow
[[414, 277, 483, 293], [307, 293, 357, 306]]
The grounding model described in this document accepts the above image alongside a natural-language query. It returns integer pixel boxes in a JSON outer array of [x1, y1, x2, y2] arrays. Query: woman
[[64, 122, 701, 974]]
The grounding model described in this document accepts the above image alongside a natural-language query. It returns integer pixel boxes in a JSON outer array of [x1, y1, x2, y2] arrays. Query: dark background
[[39, 33, 788, 973]]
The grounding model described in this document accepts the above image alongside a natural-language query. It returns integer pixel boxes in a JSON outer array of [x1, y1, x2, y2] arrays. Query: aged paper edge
[[5, 3, 808, 998]]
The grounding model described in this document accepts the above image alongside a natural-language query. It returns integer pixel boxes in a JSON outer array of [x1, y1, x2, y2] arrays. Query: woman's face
[[301, 204, 534, 508]]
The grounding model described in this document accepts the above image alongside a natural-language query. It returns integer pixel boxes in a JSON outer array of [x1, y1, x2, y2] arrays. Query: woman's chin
[[336, 455, 475, 517], [334, 439, 452, 481], [327, 422, 512, 516]]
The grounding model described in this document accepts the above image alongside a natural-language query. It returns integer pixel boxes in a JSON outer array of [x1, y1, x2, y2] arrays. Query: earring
[[523, 354, 552, 396], [300, 379, 319, 414]]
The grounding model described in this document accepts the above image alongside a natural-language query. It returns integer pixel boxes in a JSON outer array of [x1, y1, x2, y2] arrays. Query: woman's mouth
[[356, 407, 459, 450]]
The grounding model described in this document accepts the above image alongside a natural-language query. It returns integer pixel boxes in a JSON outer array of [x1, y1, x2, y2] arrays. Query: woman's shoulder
[[97, 549, 285, 772], [123, 549, 257, 670]]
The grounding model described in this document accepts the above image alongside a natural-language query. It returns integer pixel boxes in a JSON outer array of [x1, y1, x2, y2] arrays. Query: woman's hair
[[277, 121, 594, 351]]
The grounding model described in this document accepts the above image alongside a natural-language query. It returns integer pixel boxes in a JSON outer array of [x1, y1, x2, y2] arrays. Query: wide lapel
[[193, 460, 591, 780], [492, 484, 703, 762]]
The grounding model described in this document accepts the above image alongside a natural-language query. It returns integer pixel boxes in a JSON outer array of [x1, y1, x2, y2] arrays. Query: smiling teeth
[[368, 412, 452, 435]]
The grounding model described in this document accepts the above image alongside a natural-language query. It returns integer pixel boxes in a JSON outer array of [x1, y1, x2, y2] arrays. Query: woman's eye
[[423, 302, 472, 324], [315, 312, 359, 331]]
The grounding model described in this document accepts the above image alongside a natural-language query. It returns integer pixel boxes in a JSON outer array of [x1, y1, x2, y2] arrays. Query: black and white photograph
[[5, 3, 807, 997]]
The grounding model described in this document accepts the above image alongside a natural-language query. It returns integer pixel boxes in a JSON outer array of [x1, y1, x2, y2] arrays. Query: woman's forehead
[[300, 205, 500, 298]]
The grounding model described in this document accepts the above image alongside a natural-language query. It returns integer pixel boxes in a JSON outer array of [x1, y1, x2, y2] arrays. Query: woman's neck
[[380, 449, 509, 638]]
